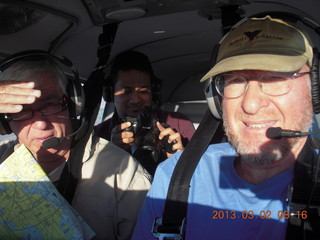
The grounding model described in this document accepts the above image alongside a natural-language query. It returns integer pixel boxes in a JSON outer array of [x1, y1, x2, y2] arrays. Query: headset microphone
[[42, 120, 86, 149], [42, 136, 69, 149], [266, 127, 320, 139]]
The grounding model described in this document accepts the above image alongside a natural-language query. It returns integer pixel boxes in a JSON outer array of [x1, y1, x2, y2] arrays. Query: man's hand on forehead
[[0, 80, 41, 113]]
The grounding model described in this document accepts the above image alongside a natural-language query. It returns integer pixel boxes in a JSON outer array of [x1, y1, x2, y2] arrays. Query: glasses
[[214, 71, 311, 99], [5, 96, 68, 122]]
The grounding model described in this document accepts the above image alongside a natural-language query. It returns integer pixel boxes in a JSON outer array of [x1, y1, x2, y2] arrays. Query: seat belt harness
[[152, 109, 222, 239]]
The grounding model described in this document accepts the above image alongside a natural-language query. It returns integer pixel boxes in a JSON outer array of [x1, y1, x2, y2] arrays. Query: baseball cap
[[200, 15, 313, 82]]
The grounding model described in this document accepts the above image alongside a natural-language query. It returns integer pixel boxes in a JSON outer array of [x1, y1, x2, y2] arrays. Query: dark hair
[[110, 50, 154, 84]]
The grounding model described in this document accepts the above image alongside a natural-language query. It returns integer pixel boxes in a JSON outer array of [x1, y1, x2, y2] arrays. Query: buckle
[[152, 217, 186, 240]]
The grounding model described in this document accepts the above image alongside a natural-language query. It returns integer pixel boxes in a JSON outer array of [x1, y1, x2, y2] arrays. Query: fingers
[[111, 122, 135, 148], [121, 130, 135, 144], [0, 81, 41, 113], [156, 121, 165, 132], [165, 135, 184, 158], [169, 132, 184, 151], [112, 121, 132, 133], [157, 122, 175, 140], [157, 122, 179, 142], [157, 121, 185, 153]]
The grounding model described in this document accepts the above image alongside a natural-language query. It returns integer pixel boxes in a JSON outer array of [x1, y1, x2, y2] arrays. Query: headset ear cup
[[67, 74, 85, 117], [204, 44, 222, 119], [311, 49, 320, 114], [205, 80, 222, 119], [103, 76, 114, 103]]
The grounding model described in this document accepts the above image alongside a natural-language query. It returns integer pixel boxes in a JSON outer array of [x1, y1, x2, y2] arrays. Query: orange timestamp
[[212, 210, 308, 220]]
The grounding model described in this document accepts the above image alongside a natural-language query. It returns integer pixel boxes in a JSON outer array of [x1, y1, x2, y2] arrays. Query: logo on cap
[[244, 30, 261, 42]]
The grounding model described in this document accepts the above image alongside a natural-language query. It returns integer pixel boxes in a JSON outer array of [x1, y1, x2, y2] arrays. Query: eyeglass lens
[[215, 72, 298, 99], [7, 100, 67, 121]]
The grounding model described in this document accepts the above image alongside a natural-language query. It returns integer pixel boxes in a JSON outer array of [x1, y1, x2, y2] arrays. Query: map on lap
[[0, 144, 94, 239]]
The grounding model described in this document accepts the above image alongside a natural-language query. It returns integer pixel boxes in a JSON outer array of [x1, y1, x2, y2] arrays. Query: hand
[[110, 121, 135, 152], [156, 121, 184, 158], [0, 81, 41, 113]]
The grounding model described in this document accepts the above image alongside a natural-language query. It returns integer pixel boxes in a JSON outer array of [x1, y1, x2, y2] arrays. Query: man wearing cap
[[132, 15, 319, 239]]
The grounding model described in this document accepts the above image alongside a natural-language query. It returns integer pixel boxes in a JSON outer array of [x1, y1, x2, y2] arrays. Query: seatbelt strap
[[56, 23, 118, 203], [56, 66, 104, 203], [152, 109, 222, 239]]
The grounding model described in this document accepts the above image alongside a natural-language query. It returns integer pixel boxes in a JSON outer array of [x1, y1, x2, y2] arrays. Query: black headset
[[0, 50, 85, 135], [103, 51, 162, 107], [204, 11, 320, 119]]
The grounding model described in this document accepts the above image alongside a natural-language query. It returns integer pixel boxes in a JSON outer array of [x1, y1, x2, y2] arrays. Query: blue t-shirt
[[132, 142, 294, 240]]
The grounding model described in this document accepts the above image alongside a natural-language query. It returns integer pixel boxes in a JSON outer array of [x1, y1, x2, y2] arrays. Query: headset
[[103, 50, 162, 107], [0, 50, 85, 135], [204, 11, 320, 119]]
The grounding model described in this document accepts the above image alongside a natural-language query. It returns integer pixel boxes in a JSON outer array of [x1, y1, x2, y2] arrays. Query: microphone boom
[[42, 137, 63, 149], [266, 127, 320, 139], [41, 119, 86, 149]]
